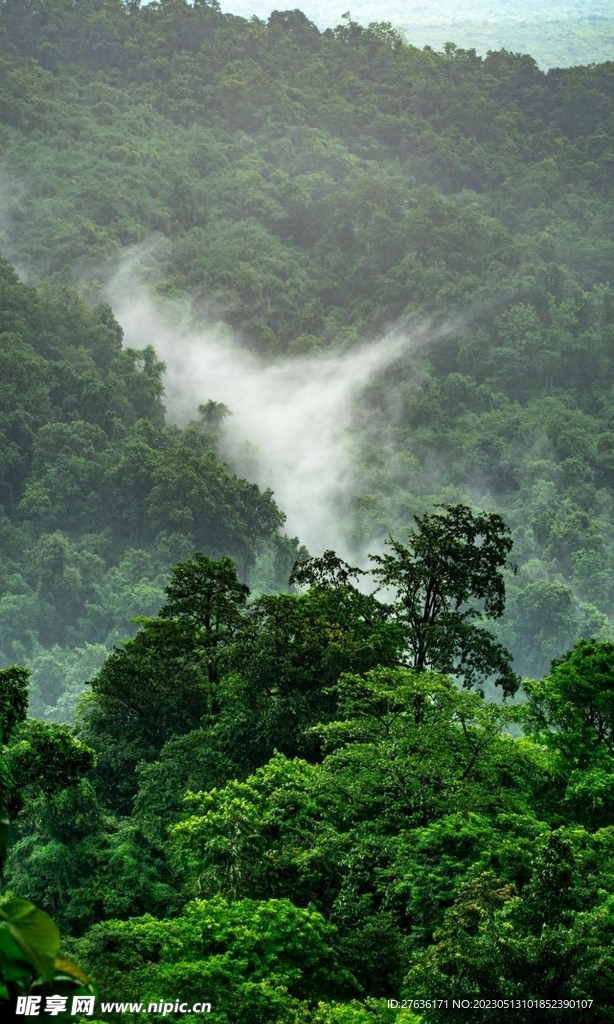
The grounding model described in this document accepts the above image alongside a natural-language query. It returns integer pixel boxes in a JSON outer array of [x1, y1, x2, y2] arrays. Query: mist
[[107, 269, 425, 560]]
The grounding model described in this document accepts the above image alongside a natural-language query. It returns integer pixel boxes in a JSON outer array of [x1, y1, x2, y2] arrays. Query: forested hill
[[0, 250, 294, 719], [2, 4, 614, 1022], [0, 0, 612, 333], [0, 0, 613, 695], [222, 0, 614, 69]]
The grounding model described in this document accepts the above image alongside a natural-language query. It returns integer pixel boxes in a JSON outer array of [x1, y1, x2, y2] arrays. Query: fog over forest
[[107, 255, 437, 559], [0, 1, 614, 1019]]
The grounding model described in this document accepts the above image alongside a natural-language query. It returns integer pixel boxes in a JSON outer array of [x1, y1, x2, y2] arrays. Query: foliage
[[0, 666, 95, 1013], [293, 505, 518, 693], [406, 828, 614, 1021], [523, 640, 614, 828], [0, 259, 288, 716], [369, 505, 518, 693], [8, 555, 614, 1016], [168, 666, 538, 991], [75, 897, 356, 1023], [0, 1, 613, 691], [0, 2, 613, 1018]]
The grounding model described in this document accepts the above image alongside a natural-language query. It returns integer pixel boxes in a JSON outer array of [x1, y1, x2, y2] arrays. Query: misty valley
[[0, 1, 614, 1021]]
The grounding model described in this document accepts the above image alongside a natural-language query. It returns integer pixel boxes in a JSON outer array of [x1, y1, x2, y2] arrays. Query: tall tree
[[294, 506, 519, 694], [160, 552, 250, 691], [370, 504, 518, 694]]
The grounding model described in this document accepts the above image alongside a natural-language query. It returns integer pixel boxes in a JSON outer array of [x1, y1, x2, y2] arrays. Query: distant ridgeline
[[0, 1, 613, 703], [221, 0, 614, 69]]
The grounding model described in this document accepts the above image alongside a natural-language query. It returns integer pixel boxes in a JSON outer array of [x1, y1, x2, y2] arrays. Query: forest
[[0, 0, 613, 1020], [221, 0, 614, 70]]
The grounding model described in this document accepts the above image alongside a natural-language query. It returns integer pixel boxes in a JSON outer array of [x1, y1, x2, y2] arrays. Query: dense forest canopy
[[0, 249, 297, 719], [0, 0, 613, 696], [0, 0, 614, 1019], [6, 545, 614, 1021]]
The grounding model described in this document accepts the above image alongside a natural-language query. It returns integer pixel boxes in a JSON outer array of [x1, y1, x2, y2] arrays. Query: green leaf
[[0, 927, 36, 985], [0, 900, 60, 981]]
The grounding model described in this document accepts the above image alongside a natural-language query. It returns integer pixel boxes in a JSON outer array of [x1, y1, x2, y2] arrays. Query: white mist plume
[[107, 267, 428, 558]]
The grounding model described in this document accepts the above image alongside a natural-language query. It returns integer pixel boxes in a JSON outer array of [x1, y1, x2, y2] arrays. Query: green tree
[[78, 553, 249, 811], [6, 719, 94, 816], [226, 566, 400, 762], [368, 505, 518, 693], [75, 897, 356, 1023], [524, 639, 614, 766], [160, 552, 249, 693], [523, 640, 614, 827], [170, 668, 533, 991], [0, 665, 95, 1013], [406, 828, 614, 1022]]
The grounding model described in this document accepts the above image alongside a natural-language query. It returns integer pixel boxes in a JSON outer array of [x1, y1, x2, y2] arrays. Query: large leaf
[[0, 900, 60, 981], [0, 927, 36, 985], [53, 956, 91, 985]]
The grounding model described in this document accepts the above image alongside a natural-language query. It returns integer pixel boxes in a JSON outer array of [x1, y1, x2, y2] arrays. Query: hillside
[[222, 0, 614, 69], [0, 5, 614, 1019], [0, 0, 613, 685]]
